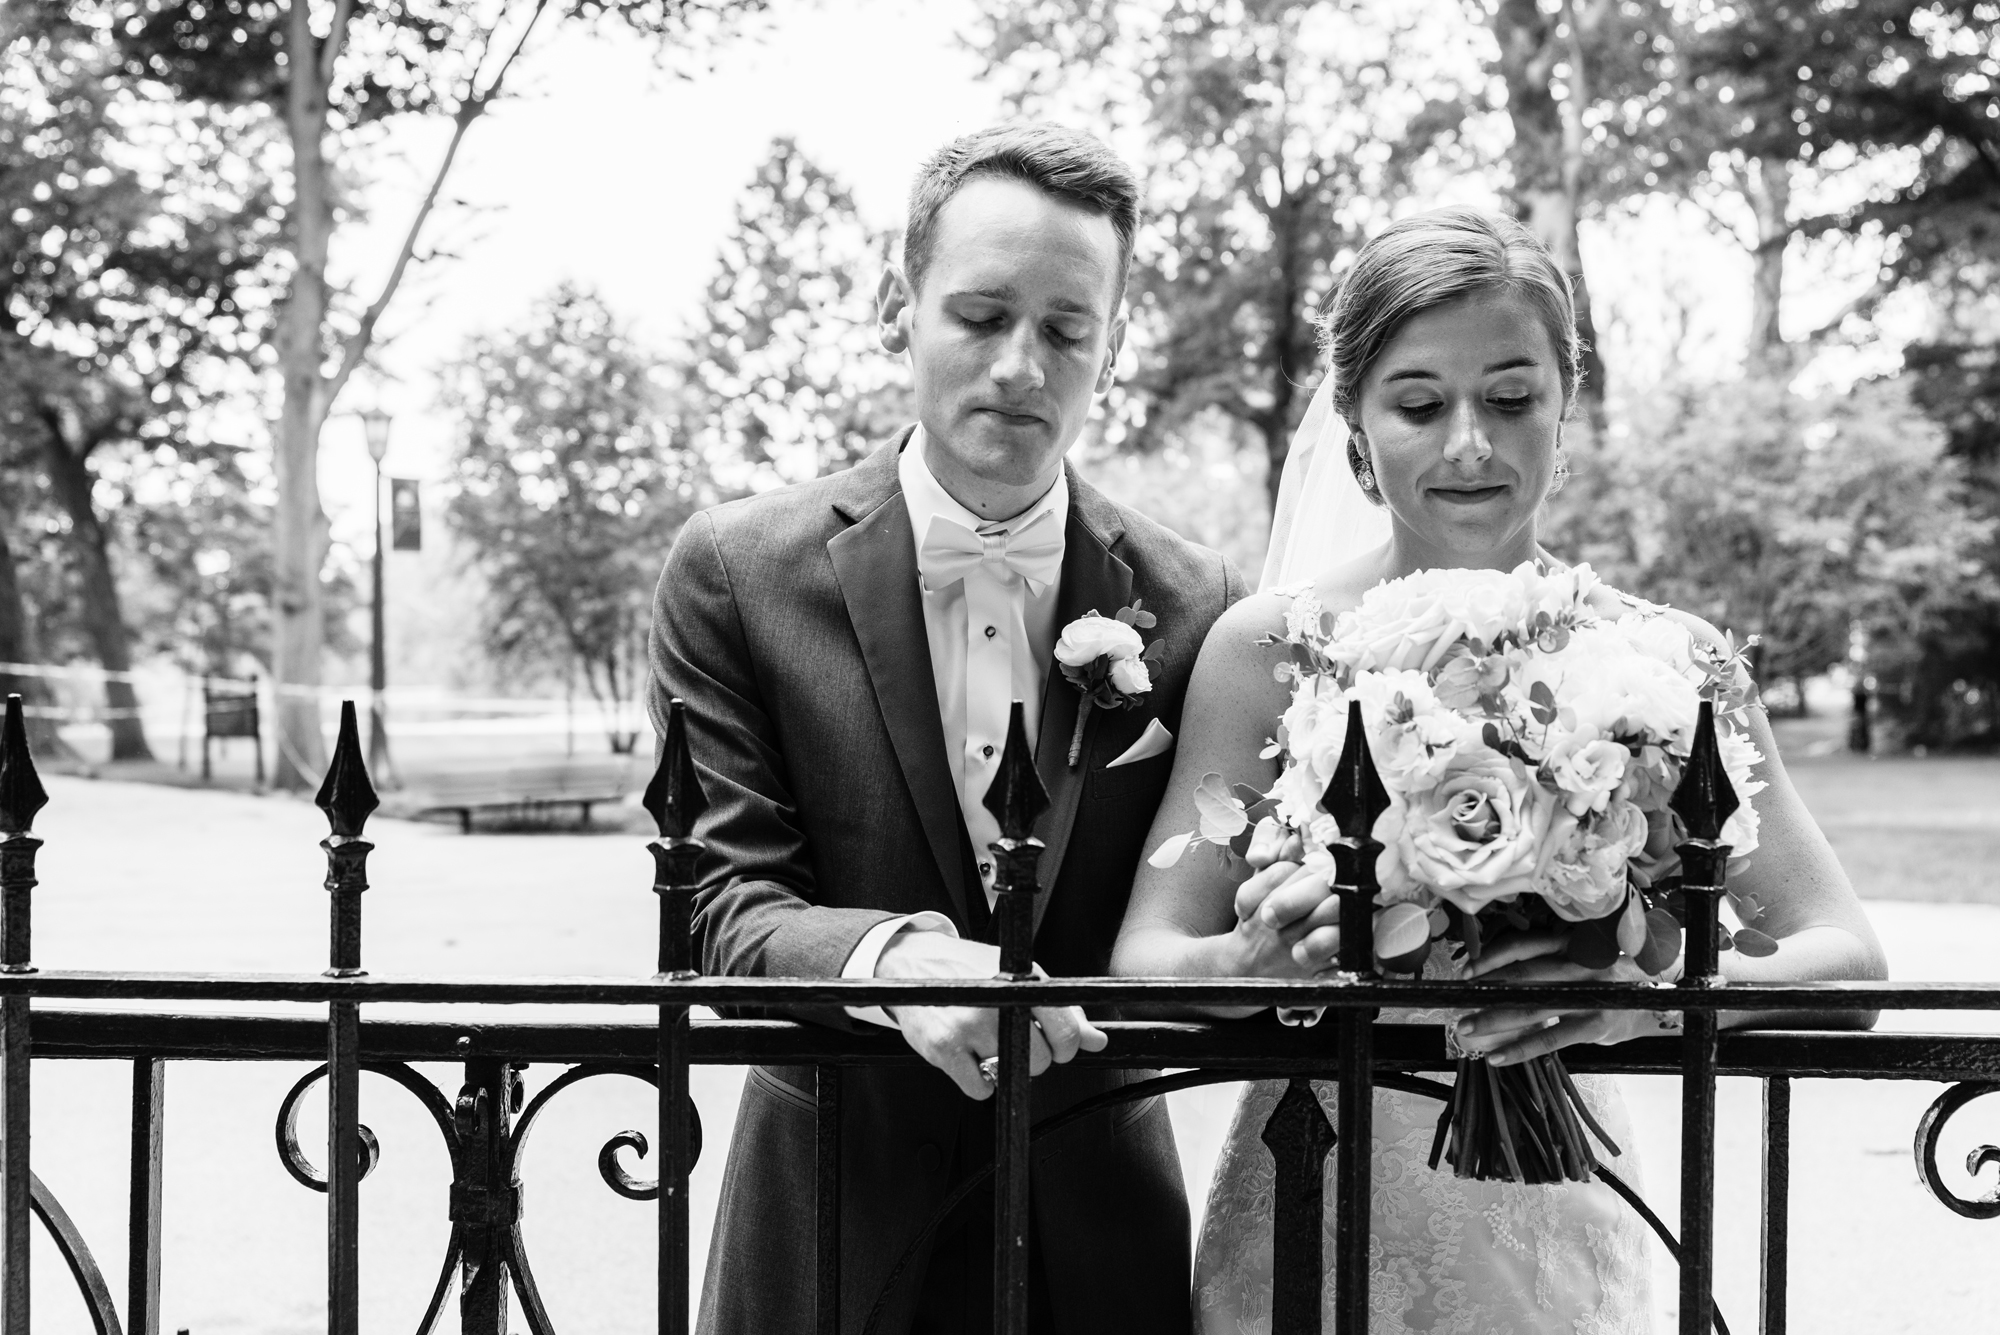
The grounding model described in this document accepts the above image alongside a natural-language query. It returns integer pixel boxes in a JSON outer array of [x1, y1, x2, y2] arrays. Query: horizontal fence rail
[[0, 693, 1997, 1335]]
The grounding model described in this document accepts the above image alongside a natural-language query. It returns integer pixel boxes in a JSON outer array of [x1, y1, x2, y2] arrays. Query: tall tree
[[0, 24, 273, 760], [687, 137, 909, 487], [442, 284, 704, 751], [976, 0, 1488, 509], [56, 0, 764, 786], [1489, 0, 1620, 418]]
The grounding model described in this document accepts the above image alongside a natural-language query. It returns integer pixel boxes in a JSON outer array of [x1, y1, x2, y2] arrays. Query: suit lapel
[[825, 437, 972, 923], [1032, 471, 1132, 937]]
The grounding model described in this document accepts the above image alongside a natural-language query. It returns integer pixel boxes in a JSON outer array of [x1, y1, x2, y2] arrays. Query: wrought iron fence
[[0, 691, 1995, 1335]]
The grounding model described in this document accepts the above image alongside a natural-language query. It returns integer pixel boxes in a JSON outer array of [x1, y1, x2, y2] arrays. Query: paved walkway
[[16, 775, 2000, 1333]]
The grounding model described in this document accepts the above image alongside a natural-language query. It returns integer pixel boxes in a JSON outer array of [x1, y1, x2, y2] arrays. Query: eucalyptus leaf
[[1732, 927, 1780, 958]]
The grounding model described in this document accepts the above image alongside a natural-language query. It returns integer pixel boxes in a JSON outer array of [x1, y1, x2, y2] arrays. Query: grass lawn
[[1772, 717, 2000, 906]]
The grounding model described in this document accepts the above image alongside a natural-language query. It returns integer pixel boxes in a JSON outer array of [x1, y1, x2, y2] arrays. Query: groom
[[649, 122, 1244, 1334]]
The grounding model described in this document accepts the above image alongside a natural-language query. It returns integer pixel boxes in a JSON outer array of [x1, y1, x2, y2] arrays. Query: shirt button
[[984, 625, 998, 638], [982, 744, 995, 758], [980, 862, 992, 876]]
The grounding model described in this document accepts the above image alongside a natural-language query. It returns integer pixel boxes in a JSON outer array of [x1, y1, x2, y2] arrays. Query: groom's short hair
[[904, 122, 1140, 308]]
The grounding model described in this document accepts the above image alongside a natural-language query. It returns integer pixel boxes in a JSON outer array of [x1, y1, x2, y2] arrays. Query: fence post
[[1324, 699, 1389, 1335], [1671, 700, 1737, 1335], [644, 699, 706, 1335], [1760, 1075, 1790, 1335], [316, 701, 378, 1335], [0, 696, 46, 1334], [454, 1057, 520, 1334], [983, 701, 1048, 1335], [128, 1057, 165, 1335]]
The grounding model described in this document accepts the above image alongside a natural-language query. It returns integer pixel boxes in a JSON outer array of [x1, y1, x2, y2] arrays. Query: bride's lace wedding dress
[[1192, 946, 1654, 1334], [1193, 582, 1655, 1334]]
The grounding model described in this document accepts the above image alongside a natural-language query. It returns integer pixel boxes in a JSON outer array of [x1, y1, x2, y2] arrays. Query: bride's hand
[[1455, 930, 1679, 1065], [1227, 859, 1338, 979]]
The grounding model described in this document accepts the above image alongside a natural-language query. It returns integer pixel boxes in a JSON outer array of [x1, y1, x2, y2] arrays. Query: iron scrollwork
[[273, 1057, 701, 1335], [1914, 1080, 2000, 1221]]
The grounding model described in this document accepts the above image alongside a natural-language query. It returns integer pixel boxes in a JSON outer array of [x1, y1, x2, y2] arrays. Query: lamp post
[[360, 409, 395, 785]]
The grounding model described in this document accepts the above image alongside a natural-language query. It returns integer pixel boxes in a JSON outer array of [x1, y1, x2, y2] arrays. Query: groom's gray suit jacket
[[648, 430, 1244, 1335]]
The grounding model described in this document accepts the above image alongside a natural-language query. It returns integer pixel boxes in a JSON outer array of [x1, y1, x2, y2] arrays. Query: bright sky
[[319, 0, 1004, 542]]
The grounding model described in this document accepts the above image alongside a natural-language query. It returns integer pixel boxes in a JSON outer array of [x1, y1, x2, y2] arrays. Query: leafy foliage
[[441, 284, 705, 750], [686, 137, 909, 487], [1547, 375, 1997, 712], [0, 22, 280, 757], [973, 0, 1493, 506]]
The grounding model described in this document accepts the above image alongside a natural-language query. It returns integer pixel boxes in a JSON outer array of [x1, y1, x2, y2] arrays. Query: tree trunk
[[1744, 153, 1792, 375], [1259, 186, 1311, 516], [37, 425, 152, 761], [1494, 0, 1607, 427], [271, 0, 334, 790], [0, 485, 74, 760]]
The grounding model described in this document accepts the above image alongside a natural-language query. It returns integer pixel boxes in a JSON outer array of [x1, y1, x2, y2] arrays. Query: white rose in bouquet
[[1378, 751, 1557, 913], [1350, 669, 1471, 792], [1534, 626, 1700, 751], [1327, 569, 1483, 673], [1545, 735, 1631, 817], [1539, 799, 1648, 921], [1608, 611, 1697, 676], [1431, 567, 1532, 653]]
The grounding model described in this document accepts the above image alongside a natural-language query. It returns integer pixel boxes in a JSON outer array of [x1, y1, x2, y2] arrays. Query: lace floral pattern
[[1193, 943, 1654, 1335]]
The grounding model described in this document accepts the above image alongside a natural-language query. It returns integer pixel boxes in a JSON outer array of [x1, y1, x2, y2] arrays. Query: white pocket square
[[1106, 718, 1174, 768]]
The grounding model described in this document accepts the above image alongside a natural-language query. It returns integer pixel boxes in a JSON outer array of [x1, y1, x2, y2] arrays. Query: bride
[[1112, 206, 1887, 1334]]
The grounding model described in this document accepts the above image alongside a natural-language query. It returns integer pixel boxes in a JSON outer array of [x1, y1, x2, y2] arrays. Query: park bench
[[402, 756, 637, 832], [202, 677, 263, 785]]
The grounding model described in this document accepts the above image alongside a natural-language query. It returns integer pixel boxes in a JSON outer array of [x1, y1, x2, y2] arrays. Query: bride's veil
[[1257, 373, 1393, 592]]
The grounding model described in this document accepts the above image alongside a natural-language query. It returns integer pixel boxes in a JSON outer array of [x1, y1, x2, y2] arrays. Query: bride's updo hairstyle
[[1322, 207, 1582, 492]]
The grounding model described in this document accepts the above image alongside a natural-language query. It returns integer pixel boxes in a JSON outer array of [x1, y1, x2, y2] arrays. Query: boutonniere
[[1053, 600, 1165, 768]]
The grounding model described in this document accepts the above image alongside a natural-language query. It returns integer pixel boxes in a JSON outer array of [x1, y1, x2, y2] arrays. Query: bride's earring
[[1350, 435, 1380, 500], [1548, 449, 1570, 496]]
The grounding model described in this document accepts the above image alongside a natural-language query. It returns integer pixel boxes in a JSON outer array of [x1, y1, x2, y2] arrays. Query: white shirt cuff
[[841, 911, 959, 1028]]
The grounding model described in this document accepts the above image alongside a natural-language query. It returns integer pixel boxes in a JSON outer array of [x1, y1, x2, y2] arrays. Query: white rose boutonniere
[[1054, 600, 1165, 767]]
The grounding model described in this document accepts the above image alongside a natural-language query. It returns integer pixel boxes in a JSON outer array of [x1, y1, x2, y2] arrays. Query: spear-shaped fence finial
[[982, 701, 1049, 843], [1322, 699, 1390, 973], [1323, 699, 1391, 846], [0, 696, 48, 839], [317, 702, 376, 979], [0, 695, 47, 977], [983, 701, 1049, 980], [1670, 700, 1738, 844], [646, 699, 708, 978], [315, 701, 378, 840], [1671, 700, 1737, 985], [643, 698, 709, 840]]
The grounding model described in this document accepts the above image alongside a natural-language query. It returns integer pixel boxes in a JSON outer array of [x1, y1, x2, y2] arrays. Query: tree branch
[[318, 0, 357, 91], [323, 0, 552, 410]]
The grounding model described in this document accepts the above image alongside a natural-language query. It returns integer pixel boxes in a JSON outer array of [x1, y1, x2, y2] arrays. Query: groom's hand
[[874, 931, 1109, 1100]]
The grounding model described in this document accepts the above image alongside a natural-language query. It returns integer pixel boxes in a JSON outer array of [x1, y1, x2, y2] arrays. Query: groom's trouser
[[909, 1095, 1058, 1335]]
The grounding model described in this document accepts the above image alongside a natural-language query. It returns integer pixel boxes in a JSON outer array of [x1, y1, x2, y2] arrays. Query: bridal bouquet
[[1154, 561, 1767, 1184]]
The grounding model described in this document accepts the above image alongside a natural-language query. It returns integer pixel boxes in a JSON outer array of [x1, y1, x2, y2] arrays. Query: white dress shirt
[[841, 429, 1068, 1026]]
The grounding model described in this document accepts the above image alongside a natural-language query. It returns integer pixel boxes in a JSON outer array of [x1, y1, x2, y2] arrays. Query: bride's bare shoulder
[[1200, 589, 1290, 655]]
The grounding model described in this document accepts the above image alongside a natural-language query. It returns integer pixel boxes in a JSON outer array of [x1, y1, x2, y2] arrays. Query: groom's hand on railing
[[875, 931, 1109, 1100]]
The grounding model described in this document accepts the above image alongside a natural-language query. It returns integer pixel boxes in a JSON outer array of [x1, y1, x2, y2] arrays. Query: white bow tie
[[917, 509, 1064, 593]]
